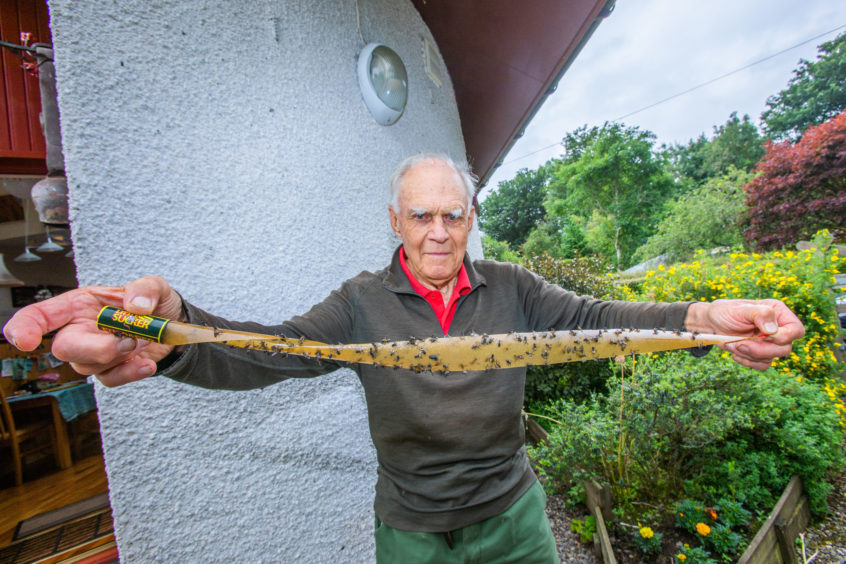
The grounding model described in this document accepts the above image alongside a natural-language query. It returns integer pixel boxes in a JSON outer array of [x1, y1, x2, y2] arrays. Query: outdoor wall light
[[357, 43, 408, 126]]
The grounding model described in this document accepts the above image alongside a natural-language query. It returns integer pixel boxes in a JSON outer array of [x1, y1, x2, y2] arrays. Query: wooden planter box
[[583, 479, 616, 564], [738, 476, 810, 564]]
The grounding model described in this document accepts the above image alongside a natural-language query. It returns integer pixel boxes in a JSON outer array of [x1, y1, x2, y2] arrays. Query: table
[[7, 382, 97, 469]]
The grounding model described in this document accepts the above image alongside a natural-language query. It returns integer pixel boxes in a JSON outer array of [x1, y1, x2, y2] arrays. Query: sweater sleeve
[[512, 263, 691, 332], [159, 278, 360, 391]]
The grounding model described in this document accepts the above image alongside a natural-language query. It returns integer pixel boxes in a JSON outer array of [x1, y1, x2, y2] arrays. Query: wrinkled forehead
[[396, 159, 469, 210]]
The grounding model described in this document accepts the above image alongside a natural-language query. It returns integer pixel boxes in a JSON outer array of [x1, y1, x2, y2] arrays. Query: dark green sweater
[[162, 249, 689, 532]]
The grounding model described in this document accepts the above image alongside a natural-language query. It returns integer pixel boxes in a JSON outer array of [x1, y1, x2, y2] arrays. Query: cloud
[[481, 0, 845, 196]]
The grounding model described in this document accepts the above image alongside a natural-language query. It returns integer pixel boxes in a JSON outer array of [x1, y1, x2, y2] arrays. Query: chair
[[69, 410, 102, 460], [0, 389, 58, 486]]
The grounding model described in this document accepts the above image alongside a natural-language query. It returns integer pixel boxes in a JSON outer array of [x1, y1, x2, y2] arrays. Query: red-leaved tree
[[743, 110, 846, 251]]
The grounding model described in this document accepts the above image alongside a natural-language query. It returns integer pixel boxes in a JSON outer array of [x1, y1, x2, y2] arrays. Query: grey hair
[[389, 153, 478, 210]]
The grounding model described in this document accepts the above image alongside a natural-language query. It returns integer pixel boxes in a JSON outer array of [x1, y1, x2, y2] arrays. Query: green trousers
[[374, 481, 560, 564]]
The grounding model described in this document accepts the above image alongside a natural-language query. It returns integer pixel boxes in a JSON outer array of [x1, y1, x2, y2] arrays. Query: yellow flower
[[677, 555, 687, 562], [639, 526, 654, 539], [696, 522, 711, 536]]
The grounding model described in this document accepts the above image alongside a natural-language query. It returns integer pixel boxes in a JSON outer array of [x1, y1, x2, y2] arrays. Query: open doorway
[[0, 0, 112, 556], [0, 193, 112, 559], [0, 196, 108, 547]]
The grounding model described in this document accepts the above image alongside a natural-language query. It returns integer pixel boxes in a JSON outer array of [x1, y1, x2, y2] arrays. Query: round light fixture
[[14, 247, 41, 263], [357, 43, 408, 126]]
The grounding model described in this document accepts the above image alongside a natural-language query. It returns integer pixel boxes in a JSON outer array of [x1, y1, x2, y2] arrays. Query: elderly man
[[4, 153, 804, 563]]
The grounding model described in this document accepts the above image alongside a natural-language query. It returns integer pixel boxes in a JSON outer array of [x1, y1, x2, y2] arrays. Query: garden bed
[[530, 412, 846, 563], [540, 464, 846, 563]]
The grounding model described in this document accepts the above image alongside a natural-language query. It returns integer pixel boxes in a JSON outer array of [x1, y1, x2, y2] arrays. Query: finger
[[769, 302, 806, 345], [3, 286, 121, 351], [725, 341, 791, 374], [727, 300, 805, 344], [92, 357, 158, 387], [727, 340, 792, 360], [69, 340, 151, 375], [122, 276, 182, 319], [52, 326, 149, 367], [68, 341, 173, 379], [747, 306, 779, 336], [731, 353, 773, 371]]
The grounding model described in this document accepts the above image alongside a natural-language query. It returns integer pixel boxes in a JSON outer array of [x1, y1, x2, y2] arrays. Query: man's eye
[[414, 213, 429, 221], [445, 213, 461, 223]]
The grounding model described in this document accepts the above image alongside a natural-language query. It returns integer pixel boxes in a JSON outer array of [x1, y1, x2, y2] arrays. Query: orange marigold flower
[[706, 508, 717, 521], [696, 522, 711, 536]]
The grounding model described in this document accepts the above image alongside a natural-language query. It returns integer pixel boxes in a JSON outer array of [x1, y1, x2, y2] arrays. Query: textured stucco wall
[[47, 0, 480, 561]]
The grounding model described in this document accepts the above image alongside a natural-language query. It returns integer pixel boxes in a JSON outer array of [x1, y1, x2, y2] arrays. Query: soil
[[545, 493, 598, 563]]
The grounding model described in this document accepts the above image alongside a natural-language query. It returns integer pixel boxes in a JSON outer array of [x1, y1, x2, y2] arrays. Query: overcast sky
[[480, 0, 846, 198]]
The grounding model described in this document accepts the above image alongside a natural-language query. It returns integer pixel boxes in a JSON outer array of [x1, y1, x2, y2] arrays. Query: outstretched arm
[[3, 276, 183, 387], [684, 299, 805, 370]]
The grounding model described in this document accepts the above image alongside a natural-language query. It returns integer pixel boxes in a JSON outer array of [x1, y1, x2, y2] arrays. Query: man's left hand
[[685, 299, 805, 370]]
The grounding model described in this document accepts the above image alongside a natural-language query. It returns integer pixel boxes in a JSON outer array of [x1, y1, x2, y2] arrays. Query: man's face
[[389, 159, 474, 290]]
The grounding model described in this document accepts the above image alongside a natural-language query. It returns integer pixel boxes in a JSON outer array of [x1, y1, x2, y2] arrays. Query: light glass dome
[[357, 43, 408, 125]]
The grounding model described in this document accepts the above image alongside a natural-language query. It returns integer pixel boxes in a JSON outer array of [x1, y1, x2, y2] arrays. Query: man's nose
[[428, 217, 449, 241]]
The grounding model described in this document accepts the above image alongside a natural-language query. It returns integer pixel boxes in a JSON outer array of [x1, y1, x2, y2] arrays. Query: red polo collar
[[399, 248, 471, 334]]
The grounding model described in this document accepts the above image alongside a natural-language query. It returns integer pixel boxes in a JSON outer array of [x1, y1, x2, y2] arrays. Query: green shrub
[[481, 236, 521, 263], [524, 360, 612, 413], [522, 252, 614, 297], [529, 398, 615, 496], [522, 253, 616, 407], [689, 359, 845, 514], [528, 352, 845, 516], [712, 498, 751, 529]]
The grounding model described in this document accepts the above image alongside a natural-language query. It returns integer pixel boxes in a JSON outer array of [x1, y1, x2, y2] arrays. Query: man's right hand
[[2, 276, 183, 387]]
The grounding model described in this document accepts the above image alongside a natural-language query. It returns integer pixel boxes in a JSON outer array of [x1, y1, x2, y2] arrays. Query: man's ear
[[389, 205, 402, 237], [467, 205, 475, 231]]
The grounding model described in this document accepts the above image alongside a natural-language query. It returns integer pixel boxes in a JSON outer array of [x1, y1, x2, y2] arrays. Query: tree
[[634, 168, 752, 263], [479, 165, 551, 248], [664, 133, 708, 185], [521, 221, 564, 258], [582, 210, 617, 260], [546, 123, 675, 269], [664, 113, 765, 185], [743, 110, 846, 251], [560, 215, 588, 258], [761, 33, 846, 141]]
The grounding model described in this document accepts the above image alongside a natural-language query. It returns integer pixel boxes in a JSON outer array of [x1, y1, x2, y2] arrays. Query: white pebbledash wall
[[47, 0, 480, 561]]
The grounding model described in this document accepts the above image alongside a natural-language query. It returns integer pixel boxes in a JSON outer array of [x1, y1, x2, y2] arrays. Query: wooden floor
[[0, 452, 109, 545]]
